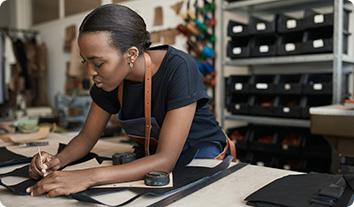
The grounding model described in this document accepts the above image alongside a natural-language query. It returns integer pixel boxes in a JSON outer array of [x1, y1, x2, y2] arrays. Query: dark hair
[[79, 4, 151, 54]]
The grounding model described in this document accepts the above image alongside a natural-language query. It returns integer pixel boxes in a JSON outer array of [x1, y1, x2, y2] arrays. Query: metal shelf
[[223, 0, 341, 12], [225, 115, 310, 128], [224, 54, 354, 66], [225, 54, 332, 66]]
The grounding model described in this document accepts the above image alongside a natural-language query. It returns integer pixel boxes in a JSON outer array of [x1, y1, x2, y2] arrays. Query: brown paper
[[64, 25, 76, 53], [162, 29, 179, 45], [171, 1, 184, 15], [153, 6, 163, 26], [150, 31, 161, 43], [0, 126, 50, 144]]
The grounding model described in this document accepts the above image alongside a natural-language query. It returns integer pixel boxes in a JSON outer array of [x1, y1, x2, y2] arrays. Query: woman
[[27, 4, 235, 197]]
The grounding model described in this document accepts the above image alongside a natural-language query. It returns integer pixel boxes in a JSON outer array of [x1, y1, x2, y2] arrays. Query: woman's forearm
[[91, 152, 174, 187], [56, 133, 98, 168]]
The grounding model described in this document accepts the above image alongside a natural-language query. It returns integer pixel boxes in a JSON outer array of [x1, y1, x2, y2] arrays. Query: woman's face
[[78, 31, 130, 92]]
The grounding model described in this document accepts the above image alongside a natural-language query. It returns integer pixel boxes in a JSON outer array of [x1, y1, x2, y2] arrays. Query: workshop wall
[[32, 0, 187, 106]]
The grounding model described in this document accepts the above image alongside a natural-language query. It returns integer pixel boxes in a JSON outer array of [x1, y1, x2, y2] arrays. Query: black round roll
[[144, 171, 170, 186], [112, 152, 136, 165]]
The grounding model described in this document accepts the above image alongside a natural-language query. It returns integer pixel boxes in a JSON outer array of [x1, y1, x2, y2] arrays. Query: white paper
[[233, 25, 243, 33], [314, 14, 324, 24], [284, 84, 292, 90], [283, 107, 290, 113], [232, 47, 242, 55], [256, 23, 266, 31], [313, 39, 324, 48], [256, 83, 268, 89], [259, 45, 269, 53], [235, 83, 243, 90], [313, 83, 323, 90], [285, 43, 296, 52], [235, 104, 241, 110], [286, 19, 297, 29]]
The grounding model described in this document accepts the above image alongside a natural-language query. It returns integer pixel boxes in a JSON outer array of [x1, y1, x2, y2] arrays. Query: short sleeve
[[166, 61, 209, 111], [90, 85, 120, 114]]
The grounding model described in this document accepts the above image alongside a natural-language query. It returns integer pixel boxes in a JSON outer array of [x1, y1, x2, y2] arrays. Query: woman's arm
[[30, 102, 196, 196], [55, 102, 111, 167], [91, 102, 197, 186]]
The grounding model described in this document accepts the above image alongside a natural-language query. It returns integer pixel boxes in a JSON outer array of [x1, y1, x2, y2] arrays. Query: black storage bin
[[277, 129, 304, 157], [251, 75, 279, 94], [248, 16, 277, 35], [278, 74, 304, 94], [227, 37, 252, 59], [302, 27, 349, 54], [225, 75, 251, 94], [303, 73, 333, 95], [277, 32, 304, 56], [275, 96, 307, 118], [225, 94, 250, 115], [227, 20, 249, 37], [249, 95, 277, 116], [304, 9, 350, 31], [277, 14, 304, 33], [303, 95, 332, 118], [227, 126, 249, 151], [302, 135, 331, 173], [251, 35, 278, 57], [249, 126, 278, 154]]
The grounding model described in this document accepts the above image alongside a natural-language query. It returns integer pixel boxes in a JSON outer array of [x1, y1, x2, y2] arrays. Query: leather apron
[[116, 53, 237, 161]]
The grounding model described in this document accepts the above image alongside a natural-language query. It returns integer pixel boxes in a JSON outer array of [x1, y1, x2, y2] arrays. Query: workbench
[[0, 132, 301, 207]]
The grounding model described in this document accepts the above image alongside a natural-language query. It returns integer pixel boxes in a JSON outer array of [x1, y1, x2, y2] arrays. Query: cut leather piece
[[70, 156, 233, 207], [0, 147, 32, 168], [0, 144, 109, 195], [245, 173, 354, 207]]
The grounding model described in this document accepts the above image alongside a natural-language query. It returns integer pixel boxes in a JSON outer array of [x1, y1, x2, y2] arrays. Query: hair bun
[[144, 31, 152, 49]]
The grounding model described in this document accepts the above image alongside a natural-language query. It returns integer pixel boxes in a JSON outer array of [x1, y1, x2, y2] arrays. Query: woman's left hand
[[27, 170, 95, 197]]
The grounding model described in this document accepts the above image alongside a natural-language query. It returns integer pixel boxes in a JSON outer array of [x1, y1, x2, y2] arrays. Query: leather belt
[[118, 52, 152, 156]]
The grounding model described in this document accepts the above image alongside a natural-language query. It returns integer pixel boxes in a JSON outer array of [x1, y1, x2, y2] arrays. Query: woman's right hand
[[28, 152, 61, 180]]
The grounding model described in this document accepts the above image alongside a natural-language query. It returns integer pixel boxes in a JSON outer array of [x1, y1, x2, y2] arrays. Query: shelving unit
[[218, 0, 354, 172], [219, 0, 354, 127]]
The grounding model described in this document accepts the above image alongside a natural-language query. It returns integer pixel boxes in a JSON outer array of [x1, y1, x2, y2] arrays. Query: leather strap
[[215, 130, 237, 162], [117, 52, 153, 157], [143, 53, 152, 156]]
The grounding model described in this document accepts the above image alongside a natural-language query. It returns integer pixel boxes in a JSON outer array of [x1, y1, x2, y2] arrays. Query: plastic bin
[[277, 13, 305, 33], [251, 35, 278, 57], [249, 95, 277, 116], [227, 37, 252, 59], [304, 9, 350, 31], [225, 75, 252, 94], [278, 74, 304, 94], [277, 32, 304, 56], [248, 16, 277, 35], [275, 96, 307, 118], [303, 73, 333, 95], [251, 75, 279, 94], [225, 94, 250, 115], [227, 20, 249, 37]]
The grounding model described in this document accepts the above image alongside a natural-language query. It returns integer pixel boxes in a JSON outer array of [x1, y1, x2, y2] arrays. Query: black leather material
[[70, 156, 233, 207], [0, 147, 32, 167], [245, 173, 354, 207], [0, 143, 108, 195]]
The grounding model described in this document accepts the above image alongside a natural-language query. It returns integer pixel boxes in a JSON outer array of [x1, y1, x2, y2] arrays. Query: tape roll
[[112, 152, 136, 165], [144, 171, 170, 186]]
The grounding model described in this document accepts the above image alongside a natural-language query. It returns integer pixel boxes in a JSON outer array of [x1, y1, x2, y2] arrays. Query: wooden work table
[[0, 132, 300, 207]]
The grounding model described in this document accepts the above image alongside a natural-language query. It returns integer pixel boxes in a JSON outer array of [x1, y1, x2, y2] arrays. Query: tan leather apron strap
[[143, 53, 152, 156], [215, 130, 237, 162], [116, 52, 153, 157]]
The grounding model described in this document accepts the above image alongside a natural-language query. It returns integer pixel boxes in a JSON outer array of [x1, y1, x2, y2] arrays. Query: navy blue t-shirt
[[90, 45, 226, 147]]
